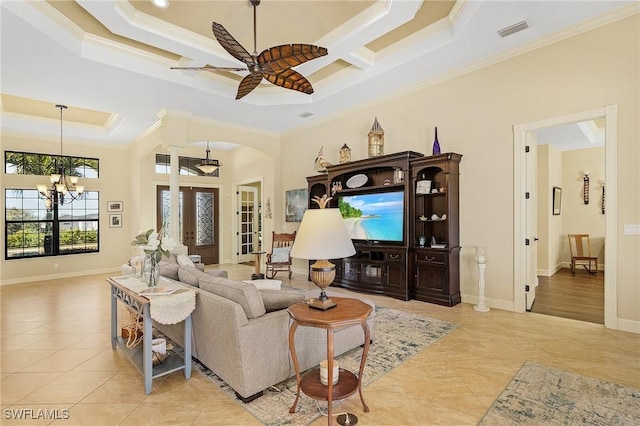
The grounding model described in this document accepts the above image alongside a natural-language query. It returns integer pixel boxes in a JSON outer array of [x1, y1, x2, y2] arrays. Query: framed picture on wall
[[109, 214, 122, 228], [285, 189, 308, 222], [107, 201, 123, 212], [552, 187, 562, 215]]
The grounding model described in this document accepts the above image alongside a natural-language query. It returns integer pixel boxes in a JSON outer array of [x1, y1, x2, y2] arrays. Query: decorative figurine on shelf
[[368, 117, 384, 157], [339, 143, 351, 163], [331, 181, 343, 196], [314, 146, 332, 173], [432, 127, 441, 155]]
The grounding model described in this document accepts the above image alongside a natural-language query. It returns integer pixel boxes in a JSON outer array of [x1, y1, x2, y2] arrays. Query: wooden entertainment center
[[306, 151, 462, 306]]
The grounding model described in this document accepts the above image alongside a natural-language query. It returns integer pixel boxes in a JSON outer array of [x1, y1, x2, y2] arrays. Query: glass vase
[[144, 254, 160, 288]]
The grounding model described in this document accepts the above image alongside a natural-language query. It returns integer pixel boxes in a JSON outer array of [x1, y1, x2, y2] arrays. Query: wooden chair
[[567, 234, 598, 275], [265, 231, 296, 279]]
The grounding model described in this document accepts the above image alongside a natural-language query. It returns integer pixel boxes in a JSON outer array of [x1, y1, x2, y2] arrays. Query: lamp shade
[[290, 208, 355, 260]]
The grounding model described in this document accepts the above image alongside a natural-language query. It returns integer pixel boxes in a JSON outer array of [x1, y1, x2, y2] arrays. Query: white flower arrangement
[[131, 228, 176, 263]]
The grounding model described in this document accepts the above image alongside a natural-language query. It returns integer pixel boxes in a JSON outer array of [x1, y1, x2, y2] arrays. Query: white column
[[168, 146, 181, 244], [474, 246, 490, 312]]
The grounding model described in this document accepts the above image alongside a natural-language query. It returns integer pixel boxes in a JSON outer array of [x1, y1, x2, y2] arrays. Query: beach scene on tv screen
[[338, 192, 404, 241]]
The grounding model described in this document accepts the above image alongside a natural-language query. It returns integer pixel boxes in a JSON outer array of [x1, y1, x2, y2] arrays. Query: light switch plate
[[623, 224, 640, 235]]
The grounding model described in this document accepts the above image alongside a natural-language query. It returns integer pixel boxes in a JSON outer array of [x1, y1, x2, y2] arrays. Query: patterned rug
[[479, 361, 640, 425], [193, 307, 458, 426]]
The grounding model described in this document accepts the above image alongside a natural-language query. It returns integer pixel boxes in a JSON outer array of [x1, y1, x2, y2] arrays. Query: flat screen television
[[338, 191, 404, 243]]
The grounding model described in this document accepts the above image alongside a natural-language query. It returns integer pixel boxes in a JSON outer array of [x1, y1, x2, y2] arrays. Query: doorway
[[513, 105, 618, 329], [236, 183, 261, 264], [157, 186, 220, 265]]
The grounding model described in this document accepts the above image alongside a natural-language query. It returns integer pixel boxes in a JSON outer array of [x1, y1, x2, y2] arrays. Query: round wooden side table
[[287, 297, 372, 425]]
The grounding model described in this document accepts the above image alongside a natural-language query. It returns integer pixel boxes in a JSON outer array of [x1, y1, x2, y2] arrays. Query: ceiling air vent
[[299, 112, 314, 118], [498, 20, 529, 38]]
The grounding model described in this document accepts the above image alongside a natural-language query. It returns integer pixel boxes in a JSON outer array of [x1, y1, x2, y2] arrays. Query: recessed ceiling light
[[498, 20, 529, 38], [151, 0, 169, 8], [299, 112, 314, 118]]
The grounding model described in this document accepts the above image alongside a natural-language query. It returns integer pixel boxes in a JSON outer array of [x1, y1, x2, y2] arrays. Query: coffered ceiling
[[0, 0, 634, 146]]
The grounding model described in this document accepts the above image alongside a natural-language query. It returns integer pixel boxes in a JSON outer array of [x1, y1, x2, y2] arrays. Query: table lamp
[[290, 195, 355, 310]]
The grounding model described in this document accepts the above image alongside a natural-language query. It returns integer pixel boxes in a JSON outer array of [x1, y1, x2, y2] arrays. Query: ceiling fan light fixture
[[151, 0, 169, 8]]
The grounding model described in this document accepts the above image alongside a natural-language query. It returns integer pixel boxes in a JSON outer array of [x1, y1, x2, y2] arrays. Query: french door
[[237, 185, 259, 263], [157, 186, 219, 265]]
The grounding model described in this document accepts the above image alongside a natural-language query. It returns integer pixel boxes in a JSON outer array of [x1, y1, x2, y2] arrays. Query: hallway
[[531, 268, 604, 324]]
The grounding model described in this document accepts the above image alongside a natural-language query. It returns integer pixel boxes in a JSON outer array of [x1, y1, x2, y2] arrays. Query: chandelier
[[195, 142, 222, 174], [36, 104, 84, 209]]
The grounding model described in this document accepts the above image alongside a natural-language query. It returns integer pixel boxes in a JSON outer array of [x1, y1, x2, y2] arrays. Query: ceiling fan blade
[[212, 22, 255, 66], [236, 74, 263, 100], [263, 69, 314, 95], [258, 44, 328, 74], [171, 66, 247, 72]]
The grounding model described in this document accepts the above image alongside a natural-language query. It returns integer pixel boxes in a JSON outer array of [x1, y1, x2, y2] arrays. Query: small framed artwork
[[107, 201, 123, 212], [552, 187, 562, 215], [285, 189, 308, 222], [109, 214, 122, 228]]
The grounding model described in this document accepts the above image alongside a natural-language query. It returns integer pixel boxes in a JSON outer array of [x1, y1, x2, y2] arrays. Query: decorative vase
[[432, 127, 441, 155], [144, 254, 160, 288]]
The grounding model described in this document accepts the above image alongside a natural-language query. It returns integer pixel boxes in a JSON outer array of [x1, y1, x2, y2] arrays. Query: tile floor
[[2, 264, 639, 425]]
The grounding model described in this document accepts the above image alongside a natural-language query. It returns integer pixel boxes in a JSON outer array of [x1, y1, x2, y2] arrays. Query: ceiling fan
[[171, 0, 328, 100]]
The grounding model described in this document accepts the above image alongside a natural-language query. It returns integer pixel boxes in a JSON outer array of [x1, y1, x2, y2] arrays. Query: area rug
[[193, 307, 458, 426], [478, 361, 640, 425]]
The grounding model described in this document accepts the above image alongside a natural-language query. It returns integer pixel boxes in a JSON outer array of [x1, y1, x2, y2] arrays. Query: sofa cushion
[[259, 289, 304, 312], [178, 265, 207, 287], [159, 260, 180, 280], [199, 276, 266, 319]]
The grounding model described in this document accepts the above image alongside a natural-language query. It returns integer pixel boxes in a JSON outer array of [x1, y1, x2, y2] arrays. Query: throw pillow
[[177, 254, 195, 268], [242, 279, 282, 290], [259, 289, 304, 312], [270, 246, 290, 263]]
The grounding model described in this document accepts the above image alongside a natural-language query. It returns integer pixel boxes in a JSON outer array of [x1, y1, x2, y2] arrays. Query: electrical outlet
[[623, 224, 640, 235]]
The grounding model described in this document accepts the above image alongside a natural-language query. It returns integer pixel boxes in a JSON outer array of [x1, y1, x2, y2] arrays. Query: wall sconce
[[583, 172, 590, 204]]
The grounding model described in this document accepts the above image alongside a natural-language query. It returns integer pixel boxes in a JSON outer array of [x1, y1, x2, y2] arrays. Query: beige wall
[[0, 134, 131, 284], [280, 14, 640, 324], [562, 147, 606, 266]]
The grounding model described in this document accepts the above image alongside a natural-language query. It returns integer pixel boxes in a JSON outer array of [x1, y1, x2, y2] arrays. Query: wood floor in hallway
[[531, 267, 604, 324]]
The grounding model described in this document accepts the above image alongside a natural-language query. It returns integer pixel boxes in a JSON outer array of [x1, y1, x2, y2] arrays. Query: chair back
[[272, 231, 296, 250], [568, 234, 592, 258]]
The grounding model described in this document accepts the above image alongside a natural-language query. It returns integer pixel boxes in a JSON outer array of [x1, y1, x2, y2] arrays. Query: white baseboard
[[461, 294, 515, 312], [537, 262, 563, 277], [616, 318, 640, 334], [0, 267, 121, 286]]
